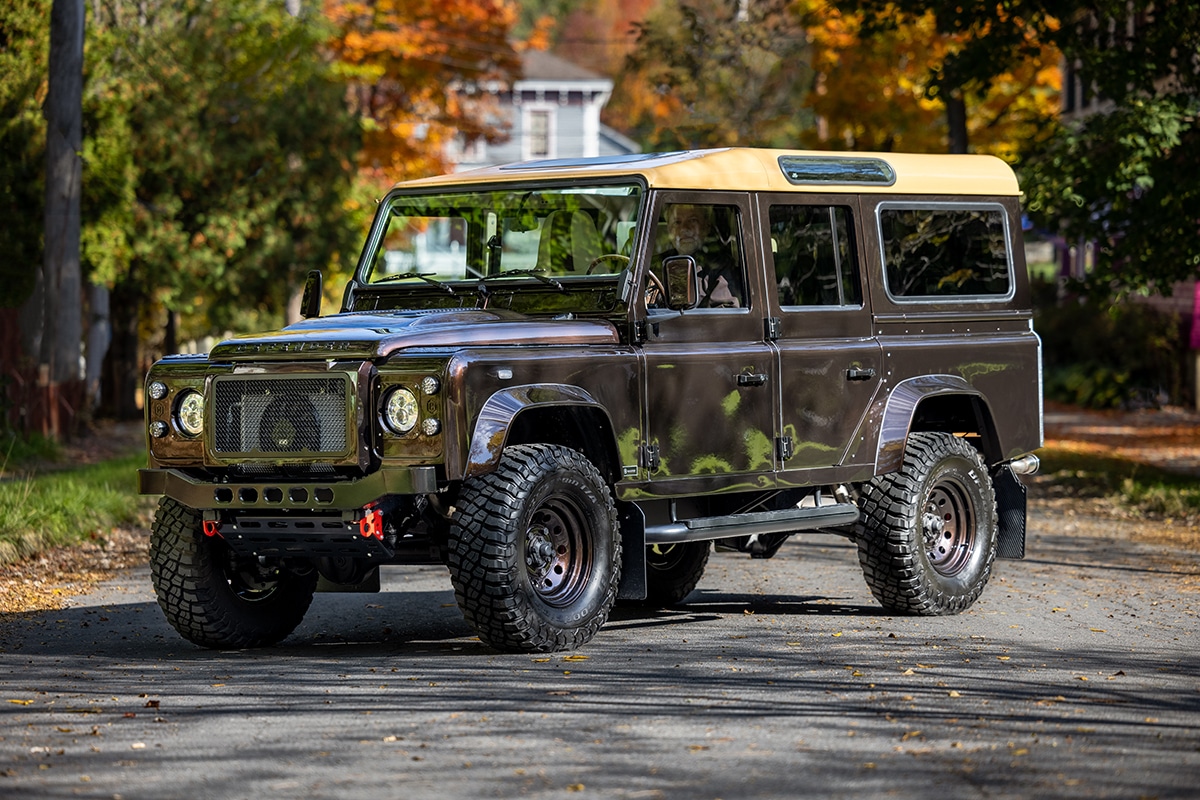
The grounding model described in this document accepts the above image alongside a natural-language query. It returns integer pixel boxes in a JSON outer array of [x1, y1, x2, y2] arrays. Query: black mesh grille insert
[[212, 376, 350, 457]]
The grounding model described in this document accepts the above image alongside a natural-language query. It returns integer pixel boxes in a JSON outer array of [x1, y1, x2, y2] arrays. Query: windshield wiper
[[374, 271, 456, 294], [480, 269, 565, 292]]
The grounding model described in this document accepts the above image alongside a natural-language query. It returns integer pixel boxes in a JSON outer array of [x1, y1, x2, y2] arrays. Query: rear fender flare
[[874, 375, 989, 474]]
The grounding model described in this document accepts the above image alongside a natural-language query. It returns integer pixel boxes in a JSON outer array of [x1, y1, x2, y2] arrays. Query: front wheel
[[854, 432, 997, 615], [148, 498, 318, 648], [447, 444, 622, 652]]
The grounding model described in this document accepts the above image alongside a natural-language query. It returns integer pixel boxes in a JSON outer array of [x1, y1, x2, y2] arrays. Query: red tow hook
[[202, 519, 222, 538], [359, 506, 384, 540]]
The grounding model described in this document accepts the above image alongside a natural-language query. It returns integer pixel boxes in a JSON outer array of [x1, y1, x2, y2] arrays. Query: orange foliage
[[323, 0, 523, 184], [798, 0, 1060, 157]]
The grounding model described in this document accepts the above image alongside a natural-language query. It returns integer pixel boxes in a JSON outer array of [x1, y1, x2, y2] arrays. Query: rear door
[[755, 193, 882, 477]]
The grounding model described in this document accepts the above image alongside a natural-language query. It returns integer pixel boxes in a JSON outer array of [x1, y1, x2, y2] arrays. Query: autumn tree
[[830, 0, 1066, 153], [797, 0, 1060, 157], [612, 0, 815, 150], [323, 0, 525, 184]]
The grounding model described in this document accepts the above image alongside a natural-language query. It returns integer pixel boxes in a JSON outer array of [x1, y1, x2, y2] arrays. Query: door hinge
[[776, 435, 794, 462], [765, 316, 782, 340], [639, 442, 661, 472]]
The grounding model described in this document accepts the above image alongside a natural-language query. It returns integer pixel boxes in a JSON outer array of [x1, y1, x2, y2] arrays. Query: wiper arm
[[374, 271, 456, 294], [480, 269, 565, 292]]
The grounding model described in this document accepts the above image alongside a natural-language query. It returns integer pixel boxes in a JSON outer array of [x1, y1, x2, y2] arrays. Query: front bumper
[[138, 466, 438, 511]]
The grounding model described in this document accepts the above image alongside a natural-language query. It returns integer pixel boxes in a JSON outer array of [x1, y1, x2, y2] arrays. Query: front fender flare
[[464, 384, 611, 479]]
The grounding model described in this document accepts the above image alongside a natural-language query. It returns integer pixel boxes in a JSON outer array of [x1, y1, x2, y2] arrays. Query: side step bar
[[645, 502, 860, 545]]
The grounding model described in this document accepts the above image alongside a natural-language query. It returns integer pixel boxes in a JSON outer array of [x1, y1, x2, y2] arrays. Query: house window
[[527, 109, 553, 159]]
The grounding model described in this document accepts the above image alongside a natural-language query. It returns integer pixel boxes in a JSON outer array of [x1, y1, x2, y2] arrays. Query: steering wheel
[[644, 270, 666, 307], [586, 254, 630, 274]]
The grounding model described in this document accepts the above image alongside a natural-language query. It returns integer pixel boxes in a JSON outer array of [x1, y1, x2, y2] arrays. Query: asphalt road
[[1, 504, 1198, 800]]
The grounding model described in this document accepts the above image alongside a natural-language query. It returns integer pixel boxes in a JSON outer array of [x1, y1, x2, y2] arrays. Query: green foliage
[[85, 1, 361, 340], [1021, 95, 1200, 297], [0, 454, 152, 567], [1037, 447, 1200, 523], [0, 430, 60, 467], [1034, 278, 1186, 409], [1024, 2, 1200, 297], [0, 0, 51, 308]]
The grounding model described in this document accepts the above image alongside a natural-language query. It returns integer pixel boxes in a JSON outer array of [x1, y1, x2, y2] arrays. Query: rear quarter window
[[878, 203, 1013, 302]]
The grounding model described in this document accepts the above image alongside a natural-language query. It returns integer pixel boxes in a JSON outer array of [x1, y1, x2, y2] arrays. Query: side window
[[879, 205, 1012, 299], [655, 203, 746, 308], [769, 205, 861, 308]]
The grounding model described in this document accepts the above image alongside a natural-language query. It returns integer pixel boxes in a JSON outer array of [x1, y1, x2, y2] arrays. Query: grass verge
[[1035, 445, 1200, 524], [0, 454, 155, 567]]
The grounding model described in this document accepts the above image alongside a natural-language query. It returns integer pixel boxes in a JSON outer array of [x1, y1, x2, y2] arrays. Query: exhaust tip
[[1009, 453, 1040, 476]]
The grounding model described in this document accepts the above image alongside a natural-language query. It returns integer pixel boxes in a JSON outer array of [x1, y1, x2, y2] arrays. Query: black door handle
[[846, 367, 876, 381], [737, 372, 768, 387]]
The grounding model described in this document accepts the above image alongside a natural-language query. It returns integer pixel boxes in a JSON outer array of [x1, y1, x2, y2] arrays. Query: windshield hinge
[[776, 436, 794, 462], [765, 317, 782, 340]]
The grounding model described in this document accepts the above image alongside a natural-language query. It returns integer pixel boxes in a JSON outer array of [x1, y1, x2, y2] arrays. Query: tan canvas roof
[[400, 148, 1021, 196]]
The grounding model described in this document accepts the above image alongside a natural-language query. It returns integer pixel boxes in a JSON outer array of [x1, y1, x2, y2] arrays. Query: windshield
[[363, 184, 643, 287]]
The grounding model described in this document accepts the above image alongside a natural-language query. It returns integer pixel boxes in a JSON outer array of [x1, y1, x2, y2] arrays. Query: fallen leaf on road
[[948, 690, 962, 698], [562, 655, 589, 662], [7, 699, 34, 706]]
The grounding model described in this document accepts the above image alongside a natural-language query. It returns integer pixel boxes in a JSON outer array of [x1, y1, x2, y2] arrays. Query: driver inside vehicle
[[657, 203, 743, 308]]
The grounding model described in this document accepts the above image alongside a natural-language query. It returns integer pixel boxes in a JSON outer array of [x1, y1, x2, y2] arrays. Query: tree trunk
[[85, 282, 111, 412], [23, 0, 86, 438], [100, 282, 143, 421], [42, 0, 85, 385], [946, 90, 968, 154]]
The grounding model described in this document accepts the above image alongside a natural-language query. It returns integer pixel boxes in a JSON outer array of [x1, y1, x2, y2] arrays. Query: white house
[[450, 50, 639, 170]]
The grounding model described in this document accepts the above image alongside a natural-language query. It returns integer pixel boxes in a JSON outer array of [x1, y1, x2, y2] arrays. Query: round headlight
[[176, 390, 205, 437], [148, 381, 168, 401], [383, 387, 418, 434]]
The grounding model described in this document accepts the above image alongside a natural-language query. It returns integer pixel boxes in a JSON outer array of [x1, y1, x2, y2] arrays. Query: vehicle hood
[[208, 309, 621, 361]]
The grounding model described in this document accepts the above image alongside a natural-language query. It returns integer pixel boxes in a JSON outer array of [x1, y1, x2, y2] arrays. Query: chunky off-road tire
[[447, 444, 622, 652], [149, 497, 318, 648], [640, 542, 710, 607], [854, 432, 997, 615]]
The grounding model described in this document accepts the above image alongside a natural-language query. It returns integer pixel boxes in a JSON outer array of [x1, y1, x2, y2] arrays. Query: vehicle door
[[637, 191, 777, 493], [755, 194, 883, 476]]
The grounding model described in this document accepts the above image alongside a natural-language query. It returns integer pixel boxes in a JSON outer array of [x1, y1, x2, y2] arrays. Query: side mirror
[[662, 255, 698, 310], [300, 270, 322, 319]]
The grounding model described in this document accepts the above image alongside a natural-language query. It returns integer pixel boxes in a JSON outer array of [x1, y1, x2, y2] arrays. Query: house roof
[[520, 50, 608, 83]]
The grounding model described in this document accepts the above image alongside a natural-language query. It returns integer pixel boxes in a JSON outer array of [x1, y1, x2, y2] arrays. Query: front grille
[[211, 375, 351, 458]]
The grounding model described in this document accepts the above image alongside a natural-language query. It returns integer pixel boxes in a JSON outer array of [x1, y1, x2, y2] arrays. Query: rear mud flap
[[993, 465, 1027, 559]]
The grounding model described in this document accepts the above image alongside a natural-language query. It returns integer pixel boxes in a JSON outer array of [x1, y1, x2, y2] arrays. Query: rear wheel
[[855, 432, 997, 615], [641, 541, 710, 607], [448, 444, 622, 652], [149, 498, 317, 648]]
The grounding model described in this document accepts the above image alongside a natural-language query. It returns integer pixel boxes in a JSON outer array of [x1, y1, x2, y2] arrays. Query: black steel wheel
[[448, 444, 622, 652], [149, 497, 317, 648], [854, 432, 997, 615], [640, 541, 710, 607]]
